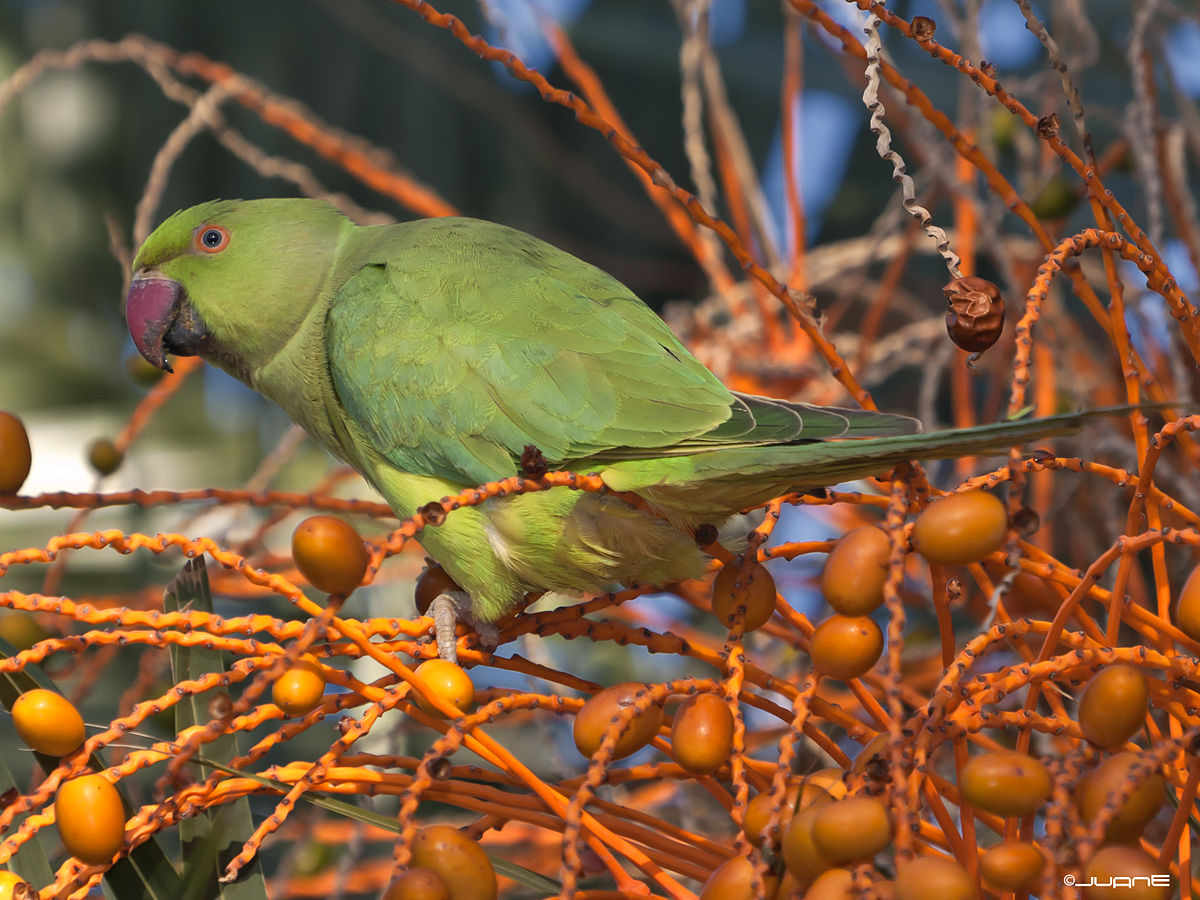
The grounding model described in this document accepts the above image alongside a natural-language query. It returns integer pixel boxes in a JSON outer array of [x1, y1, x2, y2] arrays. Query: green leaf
[[165, 557, 269, 900]]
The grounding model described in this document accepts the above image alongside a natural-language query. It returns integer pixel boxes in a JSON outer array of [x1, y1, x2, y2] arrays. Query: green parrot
[[126, 198, 1084, 652]]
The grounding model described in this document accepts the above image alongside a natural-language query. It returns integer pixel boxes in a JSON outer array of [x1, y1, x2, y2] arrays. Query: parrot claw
[[429, 591, 473, 664]]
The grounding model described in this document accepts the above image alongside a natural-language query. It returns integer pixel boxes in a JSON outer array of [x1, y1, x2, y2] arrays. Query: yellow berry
[[271, 655, 326, 717], [0, 412, 32, 494], [54, 774, 125, 865], [413, 659, 475, 717], [12, 689, 85, 757], [980, 840, 1046, 893], [381, 867, 452, 900], [893, 856, 976, 900], [409, 825, 497, 900], [959, 751, 1052, 817], [291, 516, 369, 594], [811, 797, 892, 865], [810, 615, 883, 681], [1083, 845, 1170, 900], [698, 855, 779, 900], [912, 490, 1008, 565], [0, 871, 30, 900], [1174, 563, 1200, 642], [821, 525, 892, 615], [671, 693, 734, 776], [711, 561, 777, 631], [1075, 752, 1165, 844], [1077, 665, 1148, 748], [573, 682, 663, 760]]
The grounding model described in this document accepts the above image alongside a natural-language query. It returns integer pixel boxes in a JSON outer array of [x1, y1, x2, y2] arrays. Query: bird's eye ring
[[195, 225, 230, 253]]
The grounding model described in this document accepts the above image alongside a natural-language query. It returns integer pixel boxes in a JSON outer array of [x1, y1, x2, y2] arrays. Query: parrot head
[[126, 198, 352, 374]]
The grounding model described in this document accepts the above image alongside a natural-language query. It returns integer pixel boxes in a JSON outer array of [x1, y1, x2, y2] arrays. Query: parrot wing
[[325, 218, 917, 487]]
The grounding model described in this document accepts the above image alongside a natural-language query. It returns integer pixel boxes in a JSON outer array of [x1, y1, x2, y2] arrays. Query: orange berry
[[271, 655, 326, 717], [414, 563, 461, 617], [1174, 563, 1200, 642], [0, 412, 32, 494], [413, 659, 475, 717], [810, 615, 884, 681], [573, 682, 664, 760], [12, 689, 85, 757], [744, 779, 806, 848], [821, 525, 892, 615], [409, 825, 497, 900], [54, 773, 126, 865], [911, 490, 1008, 565], [1075, 752, 1165, 844], [0, 872, 30, 900], [711, 561, 777, 631], [698, 855, 779, 900], [291, 515, 369, 594], [1077, 664, 1148, 748], [980, 840, 1046, 892], [805, 868, 854, 900], [780, 800, 835, 885], [1083, 845, 1170, 900], [959, 751, 1051, 817], [381, 867, 452, 900], [893, 856, 976, 900], [811, 797, 892, 865], [671, 693, 734, 775]]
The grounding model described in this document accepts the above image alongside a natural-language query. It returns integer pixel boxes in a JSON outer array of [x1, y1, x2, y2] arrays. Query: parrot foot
[[429, 591, 472, 664]]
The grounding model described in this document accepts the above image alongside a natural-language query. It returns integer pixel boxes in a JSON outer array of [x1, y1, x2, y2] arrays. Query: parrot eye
[[195, 225, 230, 253]]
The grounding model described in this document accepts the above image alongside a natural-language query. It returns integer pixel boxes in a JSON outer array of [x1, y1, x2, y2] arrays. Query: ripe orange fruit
[[573, 682, 664, 760], [291, 515, 369, 594], [805, 868, 854, 900], [671, 692, 734, 775], [780, 800, 835, 885], [810, 797, 892, 865], [980, 840, 1046, 892], [893, 856, 976, 900], [409, 825, 497, 900], [271, 655, 326, 717], [821, 525, 892, 615], [0, 412, 32, 494], [711, 561, 777, 631], [810, 615, 884, 681], [1174, 563, 1200, 642], [414, 563, 462, 616], [54, 773, 126, 865], [0, 871, 29, 900], [1077, 664, 1148, 748], [697, 855, 779, 900], [959, 751, 1051, 816], [413, 659, 475, 717], [381, 867, 452, 900], [1083, 845, 1170, 899], [911, 490, 1008, 565], [1075, 752, 1165, 843], [12, 689, 85, 757]]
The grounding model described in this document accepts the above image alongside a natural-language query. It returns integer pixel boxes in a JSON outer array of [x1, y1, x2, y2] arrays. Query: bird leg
[[427, 590, 501, 663]]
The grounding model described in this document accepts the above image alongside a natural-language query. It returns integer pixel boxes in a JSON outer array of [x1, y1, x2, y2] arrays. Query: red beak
[[125, 275, 183, 373]]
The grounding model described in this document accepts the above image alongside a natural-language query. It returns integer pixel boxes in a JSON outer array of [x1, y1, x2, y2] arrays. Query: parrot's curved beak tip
[[125, 275, 183, 373]]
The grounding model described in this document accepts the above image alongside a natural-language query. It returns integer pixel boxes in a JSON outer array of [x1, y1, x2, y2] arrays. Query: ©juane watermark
[[1063, 873, 1172, 888]]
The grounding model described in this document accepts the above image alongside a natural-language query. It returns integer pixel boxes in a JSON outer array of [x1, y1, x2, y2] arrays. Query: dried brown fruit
[[944, 276, 1005, 352]]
